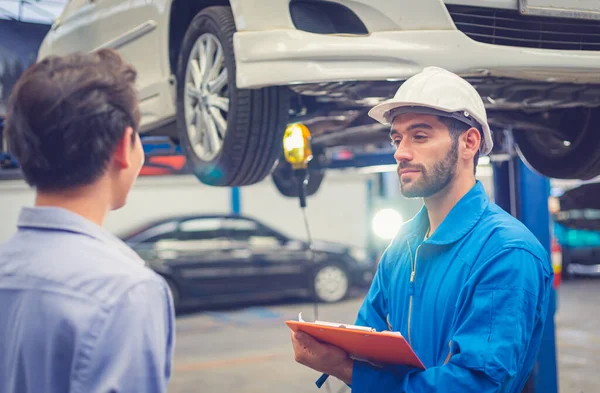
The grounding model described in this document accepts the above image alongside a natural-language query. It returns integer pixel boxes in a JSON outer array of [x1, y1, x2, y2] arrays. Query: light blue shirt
[[0, 206, 175, 393]]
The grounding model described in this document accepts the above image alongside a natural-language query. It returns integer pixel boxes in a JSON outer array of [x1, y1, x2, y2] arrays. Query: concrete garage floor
[[168, 280, 600, 393], [555, 278, 600, 393]]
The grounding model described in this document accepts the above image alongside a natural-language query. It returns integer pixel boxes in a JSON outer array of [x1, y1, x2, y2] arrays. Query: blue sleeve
[[73, 278, 176, 393], [351, 247, 553, 393]]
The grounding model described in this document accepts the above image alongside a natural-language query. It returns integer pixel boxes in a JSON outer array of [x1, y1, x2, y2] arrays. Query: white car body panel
[[37, 0, 600, 131], [231, 0, 600, 88], [39, 0, 176, 131], [229, 0, 457, 32], [446, 0, 519, 10], [234, 29, 600, 89]]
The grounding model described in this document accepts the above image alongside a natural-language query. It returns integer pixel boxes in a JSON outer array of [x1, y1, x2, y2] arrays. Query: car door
[[41, 0, 100, 56], [40, 0, 166, 119], [225, 218, 309, 293], [128, 220, 180, 265], [167, 217, 263, 299], [219, 217, 274, 295], [79, 0, 165, 108]]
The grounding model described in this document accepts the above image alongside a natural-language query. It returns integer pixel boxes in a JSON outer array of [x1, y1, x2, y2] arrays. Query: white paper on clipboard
[[298, 312, 376, 332]]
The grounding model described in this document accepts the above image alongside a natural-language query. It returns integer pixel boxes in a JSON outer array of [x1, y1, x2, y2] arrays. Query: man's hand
[[291, 330, 353, 385]]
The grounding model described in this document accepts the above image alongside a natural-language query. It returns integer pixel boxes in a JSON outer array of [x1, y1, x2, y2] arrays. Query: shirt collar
[[401, 180, 490, 245], [17, 206, 144, 266]]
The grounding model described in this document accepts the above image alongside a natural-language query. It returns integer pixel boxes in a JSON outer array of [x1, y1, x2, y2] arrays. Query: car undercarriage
[[285, 76, 600, 180]]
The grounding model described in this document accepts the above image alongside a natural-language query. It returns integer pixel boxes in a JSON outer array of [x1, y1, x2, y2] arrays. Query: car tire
[[271, 146, 327, 198], [271, 159, 325, 198], [513, 108, 600, 180], [312, 263, 350, 303], [175, 6, 290, 187]]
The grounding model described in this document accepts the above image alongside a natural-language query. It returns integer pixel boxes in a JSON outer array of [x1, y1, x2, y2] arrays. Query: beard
[[398, 140, 458, 198]]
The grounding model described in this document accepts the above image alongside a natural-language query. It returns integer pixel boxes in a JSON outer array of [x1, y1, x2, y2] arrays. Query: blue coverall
[[348, 181, 553, 392]]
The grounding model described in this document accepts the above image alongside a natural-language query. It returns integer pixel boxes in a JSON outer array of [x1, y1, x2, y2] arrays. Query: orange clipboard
[[286, 318, 426, 369]]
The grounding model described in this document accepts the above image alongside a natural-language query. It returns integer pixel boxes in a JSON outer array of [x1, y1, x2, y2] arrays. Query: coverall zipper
[[444, 340, 453, 364], [408, 236, 452, 365], [406, 239, 422, 347]]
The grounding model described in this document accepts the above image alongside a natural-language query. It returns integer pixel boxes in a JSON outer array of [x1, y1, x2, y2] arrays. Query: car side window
[[174, 218, 233, 252], [129, 221, 178, 244], [179, 218, 227, 241], [225, 218, 281, 247], [144, 231, 179, 243], [225, 218, 260, 242]]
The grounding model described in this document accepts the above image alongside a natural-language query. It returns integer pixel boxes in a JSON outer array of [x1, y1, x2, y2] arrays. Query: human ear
[[461, 127, 481, 159], [112, 126, 135, 169]]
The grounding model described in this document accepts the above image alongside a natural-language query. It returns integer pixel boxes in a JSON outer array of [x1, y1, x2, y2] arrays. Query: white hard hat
[[369, 66, 493, 156]]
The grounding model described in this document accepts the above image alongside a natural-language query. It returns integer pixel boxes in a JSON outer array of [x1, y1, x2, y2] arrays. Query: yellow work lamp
[[282, 123, 313, 207], [283, 123, 313, 169]]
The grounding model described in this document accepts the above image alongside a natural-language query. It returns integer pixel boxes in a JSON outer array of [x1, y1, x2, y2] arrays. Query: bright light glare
[[283, 127, 305, 151], [372, 208, 403, 240]]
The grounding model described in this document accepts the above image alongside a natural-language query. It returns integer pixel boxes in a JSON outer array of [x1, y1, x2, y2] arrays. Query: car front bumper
[[233, 29, 600, 89], [569, 263, 600, 275], [349, 264, 375, 288]]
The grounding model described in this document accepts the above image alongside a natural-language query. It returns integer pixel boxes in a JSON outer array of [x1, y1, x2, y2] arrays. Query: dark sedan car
[[121, 214, 374, 309]]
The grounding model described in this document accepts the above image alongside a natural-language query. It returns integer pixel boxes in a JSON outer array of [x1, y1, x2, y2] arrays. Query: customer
[[0, 49, 175, 393], [291, 67, 553, 393]]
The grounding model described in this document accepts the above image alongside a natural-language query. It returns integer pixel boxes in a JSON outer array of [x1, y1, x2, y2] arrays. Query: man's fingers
[[290, 331, 305, 362], [290, 331, 306, 348], [292, 330, 341, 356], [293, 331, 309, 343], [290, 329, 352, 378], [291, 331, 320, 365]]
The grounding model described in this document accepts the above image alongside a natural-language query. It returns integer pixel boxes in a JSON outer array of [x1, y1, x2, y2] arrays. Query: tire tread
[[176, 6, 288, 187]]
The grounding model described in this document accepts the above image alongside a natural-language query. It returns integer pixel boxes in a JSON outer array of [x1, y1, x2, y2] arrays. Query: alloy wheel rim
[[315, 266, 348, 303], [183, 33, 229, 161]]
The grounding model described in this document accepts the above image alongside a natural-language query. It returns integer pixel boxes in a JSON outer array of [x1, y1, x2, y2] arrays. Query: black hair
[[5, 48, 140, 191], [438, 116, 481, 175]]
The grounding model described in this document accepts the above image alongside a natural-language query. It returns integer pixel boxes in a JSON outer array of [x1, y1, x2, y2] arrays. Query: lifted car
[[37, 0, 600, 195]]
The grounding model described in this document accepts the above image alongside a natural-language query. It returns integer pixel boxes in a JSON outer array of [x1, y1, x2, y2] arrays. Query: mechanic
[[291, 66, 554, 393], [0, 49, 174, 393]]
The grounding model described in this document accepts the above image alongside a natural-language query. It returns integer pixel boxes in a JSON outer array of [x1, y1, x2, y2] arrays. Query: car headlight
[[350, 247, 369, 264]]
